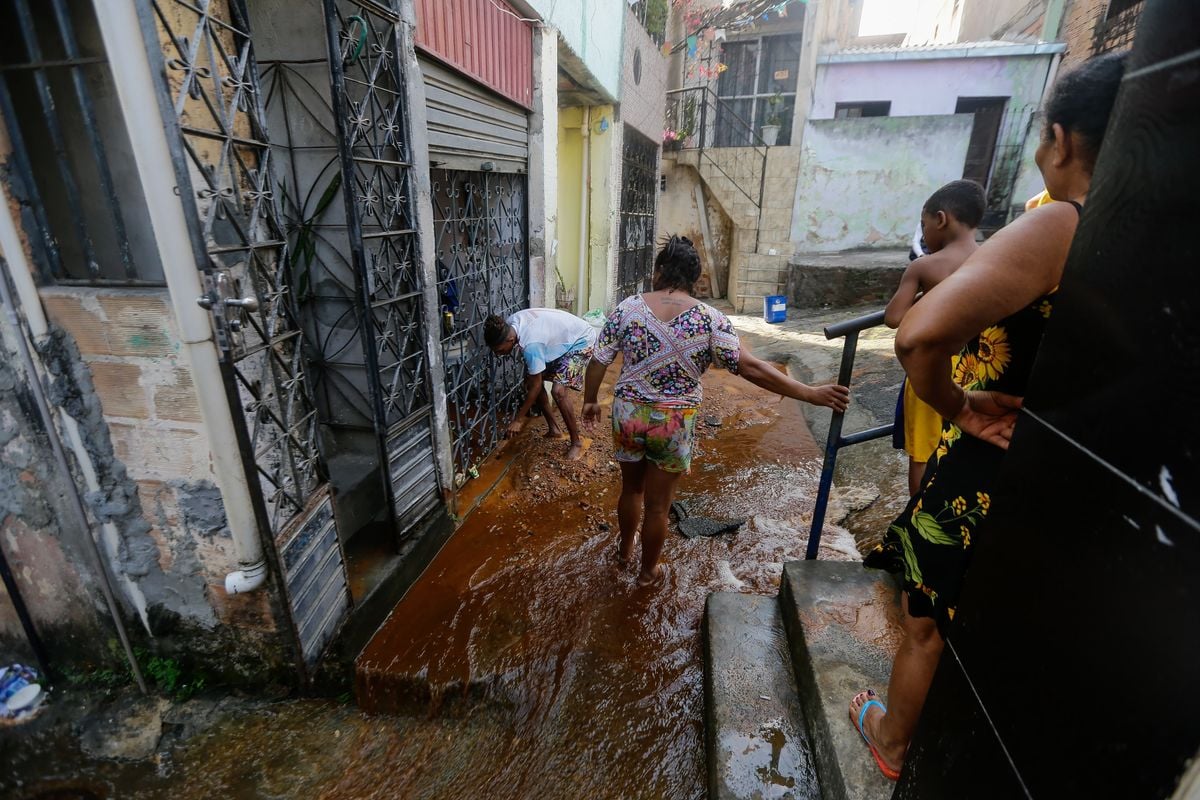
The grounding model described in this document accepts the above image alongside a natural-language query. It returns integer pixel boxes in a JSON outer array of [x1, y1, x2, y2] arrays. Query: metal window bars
[[0, 0, 148, 284], [432, 168, 529, 485], [617, 128, 659, 302]]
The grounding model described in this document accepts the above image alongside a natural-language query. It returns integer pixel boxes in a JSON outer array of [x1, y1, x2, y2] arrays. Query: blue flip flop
[[851, 693, 901, 781]]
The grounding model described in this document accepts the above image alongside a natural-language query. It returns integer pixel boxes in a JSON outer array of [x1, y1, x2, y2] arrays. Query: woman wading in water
[[582, 235, 850, 587]]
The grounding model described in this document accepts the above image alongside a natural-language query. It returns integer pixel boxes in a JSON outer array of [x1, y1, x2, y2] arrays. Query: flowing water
[[4, 369, 862, 800]]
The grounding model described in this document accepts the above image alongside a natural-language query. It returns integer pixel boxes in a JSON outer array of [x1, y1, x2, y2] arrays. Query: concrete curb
[[705, 592, 821, 800], [780, 561, 902, 800]]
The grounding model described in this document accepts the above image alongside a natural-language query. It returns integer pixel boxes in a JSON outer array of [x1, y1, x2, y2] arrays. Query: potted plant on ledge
[[663, 128, 685, 152], [761, 91, 784, 146]]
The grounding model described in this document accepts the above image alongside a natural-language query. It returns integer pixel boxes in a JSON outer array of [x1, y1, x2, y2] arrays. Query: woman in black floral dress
[[848, 54, 1129, 781]]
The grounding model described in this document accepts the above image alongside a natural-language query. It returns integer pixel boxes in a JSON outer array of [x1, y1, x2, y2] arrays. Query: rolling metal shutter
[[420, 56, 529, 173]]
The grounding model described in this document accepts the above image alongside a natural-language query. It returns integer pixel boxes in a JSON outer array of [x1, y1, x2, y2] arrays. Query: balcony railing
[[629, 0, 666, 45]]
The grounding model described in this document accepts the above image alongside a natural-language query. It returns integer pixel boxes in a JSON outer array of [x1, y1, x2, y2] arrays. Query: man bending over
[[485, 308, 596, 461]]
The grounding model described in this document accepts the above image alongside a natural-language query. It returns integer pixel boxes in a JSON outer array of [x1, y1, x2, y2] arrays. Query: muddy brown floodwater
[[3, 367, 860, 800], [354, 366, 856, 800]]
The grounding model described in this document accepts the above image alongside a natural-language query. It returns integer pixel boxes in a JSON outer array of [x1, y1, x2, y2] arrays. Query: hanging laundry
[[686, 34, 698, 57]]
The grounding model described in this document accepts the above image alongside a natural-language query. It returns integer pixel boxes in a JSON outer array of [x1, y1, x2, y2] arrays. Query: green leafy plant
[[645, 0, 668, 41], [765, 90, 786, 127], [679, 96, 698, 139], [282, 172, 343, 302]]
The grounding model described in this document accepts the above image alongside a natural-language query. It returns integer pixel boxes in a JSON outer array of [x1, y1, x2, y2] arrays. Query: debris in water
[[678, 516, 745, 539], [670, 500, 692, 520], [702, 414, 722, 428]]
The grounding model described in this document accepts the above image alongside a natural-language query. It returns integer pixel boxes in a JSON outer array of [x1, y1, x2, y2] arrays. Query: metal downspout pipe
[[91, 0, 266, 595], [0, 186, 146, 690]]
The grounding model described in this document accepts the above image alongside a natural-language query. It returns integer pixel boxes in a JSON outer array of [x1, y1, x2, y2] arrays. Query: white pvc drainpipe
[[575, 106, 591, 315], [93, 0, 266, 594]]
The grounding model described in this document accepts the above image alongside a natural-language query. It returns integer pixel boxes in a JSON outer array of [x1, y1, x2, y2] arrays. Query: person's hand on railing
[[951, 390, 1023, 450], [806, 383, 851, 413]]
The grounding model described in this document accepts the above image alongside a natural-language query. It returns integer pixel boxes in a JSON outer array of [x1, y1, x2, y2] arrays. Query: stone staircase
[[669, 147, 800, 314], [705, 560, 902, 800]]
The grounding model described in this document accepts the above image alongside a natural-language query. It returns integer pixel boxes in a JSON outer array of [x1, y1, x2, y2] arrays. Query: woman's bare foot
[[544, 424, 566, 439], [636, 564, 664, 588], [566, 440, 585, 460], [612, 548, 630, 570], [849, 689, 904, 775]]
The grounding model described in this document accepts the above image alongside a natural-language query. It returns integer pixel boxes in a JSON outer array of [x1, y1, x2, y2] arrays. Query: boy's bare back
[[884, 237, 977, 328]]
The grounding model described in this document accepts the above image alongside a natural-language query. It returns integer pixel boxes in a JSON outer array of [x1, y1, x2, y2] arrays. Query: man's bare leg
[[536, 384, 564, 438], [552, 383, 584, 460]]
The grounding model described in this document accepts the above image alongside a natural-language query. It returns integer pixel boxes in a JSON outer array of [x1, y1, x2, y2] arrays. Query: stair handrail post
[[805, 309, 894, 560]]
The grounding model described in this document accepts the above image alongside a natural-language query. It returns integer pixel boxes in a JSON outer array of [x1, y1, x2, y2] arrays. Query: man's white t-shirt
[[506, 308, 597, 375]]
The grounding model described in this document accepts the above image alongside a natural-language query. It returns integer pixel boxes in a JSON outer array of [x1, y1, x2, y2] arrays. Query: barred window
[[0, 0, 162, 284]]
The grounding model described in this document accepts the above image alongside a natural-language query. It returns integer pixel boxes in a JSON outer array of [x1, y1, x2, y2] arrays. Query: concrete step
[[779, 560, 902, 800], [704, 592, 821, 800]]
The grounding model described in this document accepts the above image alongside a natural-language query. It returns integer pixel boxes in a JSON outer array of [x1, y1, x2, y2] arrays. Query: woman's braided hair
[[653, 234, 702, 292]]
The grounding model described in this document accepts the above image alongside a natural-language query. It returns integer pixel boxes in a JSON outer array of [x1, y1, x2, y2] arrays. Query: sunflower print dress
[[864, 291, 1056, 634]]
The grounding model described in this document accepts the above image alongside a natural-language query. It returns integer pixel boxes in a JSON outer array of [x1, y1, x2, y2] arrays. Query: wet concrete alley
[[2, 309, 900, 800], [352, 362, 859, 799]]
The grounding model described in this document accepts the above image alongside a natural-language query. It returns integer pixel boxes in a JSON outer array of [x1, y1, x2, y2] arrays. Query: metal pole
[[805, 329, 859, 560], [0, 263, 147, 692]]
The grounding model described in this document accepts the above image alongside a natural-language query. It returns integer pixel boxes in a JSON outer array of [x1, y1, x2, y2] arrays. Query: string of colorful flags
[[662, 0, 805, 57]]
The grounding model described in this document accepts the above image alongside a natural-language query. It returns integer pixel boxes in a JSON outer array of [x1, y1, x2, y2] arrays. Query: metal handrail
[[665, 84, 769, 253], [666, 85, 769, 150], [805, 308, 895, 560]]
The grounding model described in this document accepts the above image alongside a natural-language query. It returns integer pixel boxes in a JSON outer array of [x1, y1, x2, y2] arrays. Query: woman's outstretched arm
[[737, 347, 850, 412]]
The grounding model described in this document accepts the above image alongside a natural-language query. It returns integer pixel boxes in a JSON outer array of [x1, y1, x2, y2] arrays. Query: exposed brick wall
[[32, 285, 290, 667], [1060, 0, 1109, 68]]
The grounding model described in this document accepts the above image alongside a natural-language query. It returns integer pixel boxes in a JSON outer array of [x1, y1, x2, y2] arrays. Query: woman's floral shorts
[[611, 398, 698, 474]]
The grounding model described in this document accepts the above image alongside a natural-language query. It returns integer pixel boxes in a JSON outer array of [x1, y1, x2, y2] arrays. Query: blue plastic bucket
[[763, 295, 787, 324]]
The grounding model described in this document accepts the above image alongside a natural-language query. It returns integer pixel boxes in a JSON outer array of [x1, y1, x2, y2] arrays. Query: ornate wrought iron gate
[[323, 0, 440, 528], [432, 169, 528, 483], [147, 0, 349, 669], [616, 128, 659, 301], [146, 0, 440, 668]]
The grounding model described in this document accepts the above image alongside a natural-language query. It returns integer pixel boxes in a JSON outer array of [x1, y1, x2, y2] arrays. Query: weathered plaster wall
[[810, 55, 1053, 119], [556, 104, 620, 313], [658, 158, 733, 299], [525, 0, 622, 100], [0, 328, 108, 664], [620, 7, 668, 143], [1, 87, 291, 679], [1011, 111, 1049, 214], [528, 25, 559, 309], [789, 114, 974, 252]]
